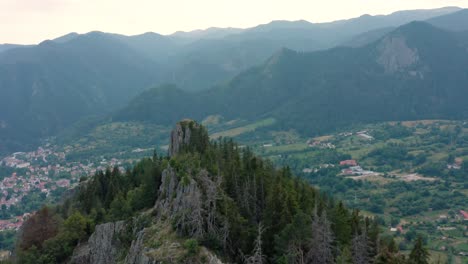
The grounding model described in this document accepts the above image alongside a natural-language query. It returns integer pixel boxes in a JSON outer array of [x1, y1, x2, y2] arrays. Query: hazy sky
[[1, 0, 468, 44]]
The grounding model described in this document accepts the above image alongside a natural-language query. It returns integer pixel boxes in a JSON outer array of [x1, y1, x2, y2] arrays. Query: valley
[[1, 4, 468, 263], [1, 118, 466, 261]]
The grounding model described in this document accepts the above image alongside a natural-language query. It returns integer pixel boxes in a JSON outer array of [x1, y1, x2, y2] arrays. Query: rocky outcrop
[[69, 243, 90, 264], [69, 120, 225, 264], [69, 221, 124, 264], [155, 166, 224, 243], [168, 119, 209, 157], [168, 120, 195, 157], [157, 166, 179, 211], [377, 35, 419, 73], [124, 230, 156, 264], [155, 166, 204, 238]]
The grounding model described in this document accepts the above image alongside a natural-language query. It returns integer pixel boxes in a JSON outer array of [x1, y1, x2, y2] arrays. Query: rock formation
[[168, 119, 208, 157], [168, 119, 195, 157], [70, 221, 124, 264]]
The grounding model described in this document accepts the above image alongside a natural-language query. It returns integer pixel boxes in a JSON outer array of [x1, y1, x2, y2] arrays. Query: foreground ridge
[[14, 120, 425, 264]]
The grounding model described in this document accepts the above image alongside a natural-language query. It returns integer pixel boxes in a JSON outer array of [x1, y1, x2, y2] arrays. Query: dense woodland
[[13, 121, 430, 263]]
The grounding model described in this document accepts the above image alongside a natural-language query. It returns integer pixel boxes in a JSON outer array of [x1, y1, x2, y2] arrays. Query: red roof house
[[340, 160, 357, 166], [460, 210, 468, 220]]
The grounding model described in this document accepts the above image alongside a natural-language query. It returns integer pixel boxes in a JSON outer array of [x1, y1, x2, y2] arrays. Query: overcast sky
[[1, 0, 468, 44]]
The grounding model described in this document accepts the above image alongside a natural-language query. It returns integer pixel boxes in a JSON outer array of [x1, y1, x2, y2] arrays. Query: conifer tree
[[306, 208, 335, 264], [408, 236, 429, 264], [352, 227, 371, 264], [336, 246, 353, 264], [245, 223, 266, 264]]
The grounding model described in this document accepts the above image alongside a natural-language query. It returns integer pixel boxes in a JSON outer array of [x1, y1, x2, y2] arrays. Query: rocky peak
[[168, 119, 209, 157], [168, 119, 196, 156]]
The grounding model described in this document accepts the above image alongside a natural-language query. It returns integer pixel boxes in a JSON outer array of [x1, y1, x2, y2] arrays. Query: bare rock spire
[[169, 119, 195, 157], [168, 119, 209, 157]]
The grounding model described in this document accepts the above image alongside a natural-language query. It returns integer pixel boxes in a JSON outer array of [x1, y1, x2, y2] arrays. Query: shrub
[[184, 239, 199, 256]]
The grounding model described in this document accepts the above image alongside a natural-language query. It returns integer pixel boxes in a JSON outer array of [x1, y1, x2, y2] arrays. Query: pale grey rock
[[377, 35, 419, 73], [124, 230, 156, 264], [168, 121, 192, 157], [69, 243, 90, 264], [69, 221, 124, 264]]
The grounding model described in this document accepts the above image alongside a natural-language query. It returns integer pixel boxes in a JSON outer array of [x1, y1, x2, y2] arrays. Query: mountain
[[16, 120, 409, 263], [427, 9, 468, 31], [52, 32, 80, 43], [341, 27, 395, 47], [164, 7, 462, 91], [116, 22, 468, 136], [114, 32, 180, 62], [0, 44, 28, 53], [341, 8, 468, 48], [0, 7, 463, 154], [0, 32, 162, 154], [169, 27, 244, 43]]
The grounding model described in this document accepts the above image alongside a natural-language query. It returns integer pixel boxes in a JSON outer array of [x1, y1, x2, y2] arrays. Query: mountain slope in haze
[[427, 9, 468, 31], [116, 22, 468, 136], [341, 8, 468, 48], [164, 6, 462, 91], [0, 32, 162, 154], [341, 27, 396, 47], [0, 44, 29, 53], [0, 7, 463, 154], [169, 27, 244, 44]]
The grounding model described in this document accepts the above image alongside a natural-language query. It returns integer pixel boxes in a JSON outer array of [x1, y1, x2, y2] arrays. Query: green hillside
[[15, 121, 417, 263], [116, 22, 468, 139]]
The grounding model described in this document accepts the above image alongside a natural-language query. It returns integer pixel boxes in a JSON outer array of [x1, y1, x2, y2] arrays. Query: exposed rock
[[125, 230, 156, 264], [156, 166, 179, 215], [168, 119, 195, 157], [69, 221, 124, 264], [201, 248, 225, 264], [168, 119, 209, 157], [155, 166, 226, 243], [155, 167, 204, 238], [69, 243, 90, 264], [377, 35, 419, 73]]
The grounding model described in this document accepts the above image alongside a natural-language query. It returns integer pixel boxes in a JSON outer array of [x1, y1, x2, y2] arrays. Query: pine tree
[[275, 211, 312, 264], [408, 237, 429, 264], [306, 208, 335, 264], [336, 246, 353, 264], [332, 202, 351, 247], [352, 228, 371, 264], [245, 223, 266, 264]]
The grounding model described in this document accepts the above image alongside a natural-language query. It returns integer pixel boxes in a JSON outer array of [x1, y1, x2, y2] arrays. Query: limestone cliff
[[69, 221, 124, 264], [168, 119, 208, 157], [68, 120, 224, 264]]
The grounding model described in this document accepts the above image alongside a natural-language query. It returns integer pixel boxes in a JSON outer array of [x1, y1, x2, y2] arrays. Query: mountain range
[[1, 7, 468, 154], [116, 20, 468, 136]]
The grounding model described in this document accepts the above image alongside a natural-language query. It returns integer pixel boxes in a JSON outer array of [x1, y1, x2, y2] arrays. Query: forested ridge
[[115, 21, 468, 138], [1, 7, 465, 155], [13, 121, 429, 263]]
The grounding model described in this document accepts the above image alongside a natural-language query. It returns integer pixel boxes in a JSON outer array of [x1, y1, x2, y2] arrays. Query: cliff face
[[69, 221, 124, 264], [124, 230, 157, 264], [168, 120, 194, 157], [68, 166, 225, 264], [68, 120, 224, 264], [69, 221, 157, 264], [168, 119, 208, 157]]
